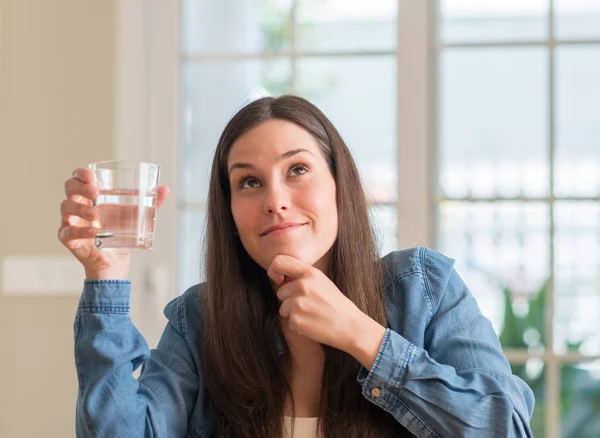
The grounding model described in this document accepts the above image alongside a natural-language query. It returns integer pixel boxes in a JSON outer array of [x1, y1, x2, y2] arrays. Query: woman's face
[[228, 119, 338, 274]]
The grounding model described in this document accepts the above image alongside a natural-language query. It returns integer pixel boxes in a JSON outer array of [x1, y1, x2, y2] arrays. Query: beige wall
[[0, 1, 116, 436]]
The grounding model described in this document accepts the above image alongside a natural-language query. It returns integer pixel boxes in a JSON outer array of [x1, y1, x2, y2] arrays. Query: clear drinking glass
[[88, 160, 160, 251]]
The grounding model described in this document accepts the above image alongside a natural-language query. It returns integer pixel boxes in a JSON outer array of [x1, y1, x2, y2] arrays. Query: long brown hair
[[202, 95, 408, 437]]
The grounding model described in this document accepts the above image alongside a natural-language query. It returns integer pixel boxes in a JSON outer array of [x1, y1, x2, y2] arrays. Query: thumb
[[156, 186, 170, 209]]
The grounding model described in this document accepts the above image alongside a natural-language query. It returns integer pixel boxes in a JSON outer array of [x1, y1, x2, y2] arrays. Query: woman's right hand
[[58, 168, 170, 280]]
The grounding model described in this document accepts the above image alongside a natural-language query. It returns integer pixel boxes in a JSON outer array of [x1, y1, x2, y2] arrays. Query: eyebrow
[[228, 148, 314, 175]]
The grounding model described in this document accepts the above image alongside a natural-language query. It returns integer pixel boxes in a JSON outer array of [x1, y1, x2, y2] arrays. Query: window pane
[[561, 362, 600, 438], [511, 362, 545, 438], [438, 201, 550, 344], [369, 204, 398, 258], [295, 56, 397, 203], [296, 0, 397, 52], [181, 0, 292, 54], [555, 0, 600, 41], [180, 60, 292, 203], [179, 208, 206, 294], [554, 46, 600, 198], [439, 48, 549, 199], [440, 0, 548, 43], [554, 202, 600, 356]]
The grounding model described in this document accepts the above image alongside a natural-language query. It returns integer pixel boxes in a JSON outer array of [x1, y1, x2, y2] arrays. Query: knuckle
[[295, 297, 307, 312], [271, 255, 282, 269], [65, 178, 77, 194], [58, 226, 69, 242], [306, 269, 318, 281], [60, 199, 70, 212], [298, 280, 310, 295], [77, 203, 89, 217], [289, 314, 302, 329]]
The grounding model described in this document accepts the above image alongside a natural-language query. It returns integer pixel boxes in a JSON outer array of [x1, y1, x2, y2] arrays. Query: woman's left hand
[[268, 254, 386, 369]]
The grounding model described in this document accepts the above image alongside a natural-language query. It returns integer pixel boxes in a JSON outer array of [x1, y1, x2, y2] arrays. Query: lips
[[261, 222, 307, 236]]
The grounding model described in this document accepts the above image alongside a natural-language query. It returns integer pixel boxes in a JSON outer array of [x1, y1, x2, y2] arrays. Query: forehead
[[227, 119, 321, 164]]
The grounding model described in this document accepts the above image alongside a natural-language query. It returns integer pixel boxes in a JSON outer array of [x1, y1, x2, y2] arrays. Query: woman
[[59, 95, 534, 437]]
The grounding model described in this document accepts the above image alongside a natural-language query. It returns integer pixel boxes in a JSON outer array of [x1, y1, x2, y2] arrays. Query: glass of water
[[88, 160, 160, 251]]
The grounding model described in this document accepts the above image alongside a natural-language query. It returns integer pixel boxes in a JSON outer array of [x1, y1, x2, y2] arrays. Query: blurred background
[[1, 0, 599, 437]]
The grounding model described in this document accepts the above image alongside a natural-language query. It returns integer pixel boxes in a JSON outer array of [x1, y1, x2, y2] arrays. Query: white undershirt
[[282, 416, 319, 438]]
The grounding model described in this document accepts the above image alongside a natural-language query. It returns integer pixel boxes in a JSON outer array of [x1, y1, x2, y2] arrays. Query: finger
[[60, 199, 98, 225], [156, 185, 170, 209], [58, 224, 97, 245], [270, 271, 285, 286], [279, 297, 294, 319], [64, 177, 99, 202], [268, 254, 310, 283], [276, 283, 294, 302], [72, 168, 95, 184]]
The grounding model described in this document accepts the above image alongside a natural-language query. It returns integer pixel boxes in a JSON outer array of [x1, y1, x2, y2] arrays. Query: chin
[[252, 247, 324, 270], [285, 248, 333, 273]]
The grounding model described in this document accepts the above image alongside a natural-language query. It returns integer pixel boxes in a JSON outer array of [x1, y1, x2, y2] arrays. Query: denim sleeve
[[357, 250, 535, 437], [74, 280, 198, 438]]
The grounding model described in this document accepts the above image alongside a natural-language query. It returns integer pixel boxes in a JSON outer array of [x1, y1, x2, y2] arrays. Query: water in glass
[[94, 189, 157, 250]]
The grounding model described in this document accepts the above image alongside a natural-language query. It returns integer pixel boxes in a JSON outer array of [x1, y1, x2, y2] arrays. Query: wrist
[[85, 267, 129, 281], [348, 312, 387, 371]]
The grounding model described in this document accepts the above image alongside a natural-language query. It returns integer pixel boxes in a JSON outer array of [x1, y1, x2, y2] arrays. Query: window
[[171, 1, 600, 437], [436, 1, 600, 437], [179, 0, 400, 291]]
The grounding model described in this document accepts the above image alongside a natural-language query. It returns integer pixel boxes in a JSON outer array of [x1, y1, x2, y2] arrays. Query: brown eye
[[240, 177, 260, 189], [290, 164, 308, 176]]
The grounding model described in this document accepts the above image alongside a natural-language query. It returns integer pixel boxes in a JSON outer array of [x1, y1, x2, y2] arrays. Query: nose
[[263, 182, 290, 214]]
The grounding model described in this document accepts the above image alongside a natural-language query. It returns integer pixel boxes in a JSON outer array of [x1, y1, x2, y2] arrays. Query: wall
[[0, 0, 116, 436]]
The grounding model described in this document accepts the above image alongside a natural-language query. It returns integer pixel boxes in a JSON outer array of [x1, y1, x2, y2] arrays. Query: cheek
[[230, 199, 255, 232], [230, 201, 240, 227], [307, 182, 337, 224]]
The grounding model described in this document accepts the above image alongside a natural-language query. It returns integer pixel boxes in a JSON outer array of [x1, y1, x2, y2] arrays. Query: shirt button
[[371, 387, 382, 398]]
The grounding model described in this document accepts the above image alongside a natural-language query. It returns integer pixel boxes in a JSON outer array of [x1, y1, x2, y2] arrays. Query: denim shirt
[[74, 247, 535, 437]]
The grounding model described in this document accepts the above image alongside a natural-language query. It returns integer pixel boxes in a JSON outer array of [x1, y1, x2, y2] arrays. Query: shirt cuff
[[77, 280, 132, 315], [356, 328, 416, 410]]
